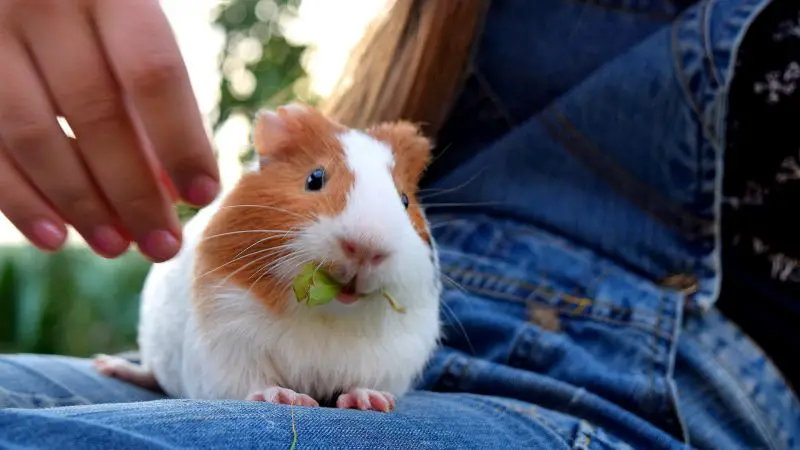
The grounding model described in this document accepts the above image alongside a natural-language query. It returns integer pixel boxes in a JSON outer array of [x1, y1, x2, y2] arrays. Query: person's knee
[[0, 354, 164, 408], [0, 354, 95, 408]]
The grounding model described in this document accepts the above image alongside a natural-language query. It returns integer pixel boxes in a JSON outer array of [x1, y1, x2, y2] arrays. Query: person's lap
[[2, 214, 798, 449], [0, 384, 632, 450]]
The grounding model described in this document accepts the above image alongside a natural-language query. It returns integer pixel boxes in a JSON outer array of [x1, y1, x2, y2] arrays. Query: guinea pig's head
[[196, 104, 437, 316]]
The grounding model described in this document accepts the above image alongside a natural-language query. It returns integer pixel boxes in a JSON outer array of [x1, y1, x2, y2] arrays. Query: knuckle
[[10, 0, 60, 16], [66, 89, 126, 129], [2, 115, 54, 154], [53, 191, 104, 221], [3, 0, 68, 25], [117, 189, 161, 221], [0, 190, 40, 222], [127, 57, 183, 97]]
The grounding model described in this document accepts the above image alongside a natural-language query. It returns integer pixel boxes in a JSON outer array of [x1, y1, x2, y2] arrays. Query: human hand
[[0, 0, 219, 262]]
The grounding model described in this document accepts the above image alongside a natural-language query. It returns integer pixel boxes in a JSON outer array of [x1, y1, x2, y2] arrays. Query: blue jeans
[[2, 0, 800, 448], [0, 219, 797, 448]]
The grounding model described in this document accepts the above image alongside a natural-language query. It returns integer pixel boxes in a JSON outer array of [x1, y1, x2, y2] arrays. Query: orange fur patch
[[195, 106, 352, 317], [368, 121, 433, 246]]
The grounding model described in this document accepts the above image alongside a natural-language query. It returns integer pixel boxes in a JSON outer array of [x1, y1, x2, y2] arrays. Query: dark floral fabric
[[721, 0, 800, 390]]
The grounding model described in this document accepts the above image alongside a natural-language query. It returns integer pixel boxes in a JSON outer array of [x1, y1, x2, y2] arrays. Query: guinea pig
[[94, 103, 442, 412]]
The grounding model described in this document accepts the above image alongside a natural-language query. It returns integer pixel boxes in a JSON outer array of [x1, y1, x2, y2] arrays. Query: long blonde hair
[[321, 0, 490, 136]]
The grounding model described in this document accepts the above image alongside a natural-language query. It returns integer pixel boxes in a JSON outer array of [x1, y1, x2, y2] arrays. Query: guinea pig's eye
[[401, 193, 409, 209], [306, 168, 326, 191]]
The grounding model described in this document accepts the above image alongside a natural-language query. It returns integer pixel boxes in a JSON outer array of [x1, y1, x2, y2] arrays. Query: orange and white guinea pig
[[94, 103, 442, 412]]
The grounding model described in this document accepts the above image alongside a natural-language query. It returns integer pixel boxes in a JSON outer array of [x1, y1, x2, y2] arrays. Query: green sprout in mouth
[[292, 262, 406, 313]]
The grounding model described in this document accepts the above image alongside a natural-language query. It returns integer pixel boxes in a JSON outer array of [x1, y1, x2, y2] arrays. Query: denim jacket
[[419, 0, 800, 448]]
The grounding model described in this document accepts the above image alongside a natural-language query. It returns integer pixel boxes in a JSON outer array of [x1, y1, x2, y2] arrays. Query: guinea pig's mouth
[[337, 276, 360, 304]]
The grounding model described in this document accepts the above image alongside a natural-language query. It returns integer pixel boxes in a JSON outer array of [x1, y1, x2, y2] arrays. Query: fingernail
[[141, 230, 181, 262], [92, 225, 129, 257], [31, 220, 67, 250], [185, 175, 219, 206]]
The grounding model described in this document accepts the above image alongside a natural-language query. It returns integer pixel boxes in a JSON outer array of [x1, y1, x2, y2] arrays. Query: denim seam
[[472, 69, 517, 128], [0, 358, 91, 402], [539, 107, 713, 240], [444, 266, 650, 316], [671, 0, 772, 149], [443, 266, 673, 337], [0, 386, 91, 407], [663, 291, 691, 446], [701, 0, 722, 86], [653, 291, 691, 444], [686, 334, 783, 449], [448, 283, 673, 341], [469, 395, 572, 443], [486, 399, 573, 438], [671, 8, 720, 148], [648, 295, 662, 412]]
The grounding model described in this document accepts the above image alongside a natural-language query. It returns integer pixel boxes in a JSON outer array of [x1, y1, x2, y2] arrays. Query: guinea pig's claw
[[336, 388, 396, 412], [246, 386, 319, 407]]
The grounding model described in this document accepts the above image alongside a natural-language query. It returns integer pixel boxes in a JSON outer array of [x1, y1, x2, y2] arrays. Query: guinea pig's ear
[[369, 121, 433, 185], [253, 103, 318, 164], [253, 109, 289, 164]]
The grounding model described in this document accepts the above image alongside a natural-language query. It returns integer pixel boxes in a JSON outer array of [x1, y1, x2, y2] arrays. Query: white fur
[[137, 130, 441, 402]]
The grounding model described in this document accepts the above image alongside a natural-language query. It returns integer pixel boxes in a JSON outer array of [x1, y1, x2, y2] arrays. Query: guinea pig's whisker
[[252, 257, 308, 292], [250, 250, 304, 281], [221, 204, 314, 221], [238, 244, 296, 263], [440, 272, 469, 295], [271, 252, 314, 284], [195, 246, 293, 281], [439, 300, 476, 356], [418, 168, 487, 200], [249, 252, 311, 291], [428, 219, 470, 230], [214, 252, 283, 287], [200, 229, 299, 242], [422, 201, 504, 208], [233, 230, 299, 259]]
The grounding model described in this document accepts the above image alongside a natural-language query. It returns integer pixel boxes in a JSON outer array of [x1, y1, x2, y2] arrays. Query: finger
[[0, 147, 67, 252], [94, 0, 220, 207], [0, 36, 128, 257], [21, 6, 182, 262]]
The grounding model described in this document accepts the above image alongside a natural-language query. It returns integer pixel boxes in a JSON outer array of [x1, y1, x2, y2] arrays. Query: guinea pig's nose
[[339, 238, 389, 266]]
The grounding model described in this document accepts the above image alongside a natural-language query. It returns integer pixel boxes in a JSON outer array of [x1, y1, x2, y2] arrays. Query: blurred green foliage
[[0, 0, 309, 357]]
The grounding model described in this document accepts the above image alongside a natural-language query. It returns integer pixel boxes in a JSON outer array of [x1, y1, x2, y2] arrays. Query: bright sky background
[[0, 0, 388, 246]]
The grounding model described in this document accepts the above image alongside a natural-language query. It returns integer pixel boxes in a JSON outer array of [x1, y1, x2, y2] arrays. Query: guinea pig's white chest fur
[[132, 106, 442, 409], [184, 279, 439, 401]]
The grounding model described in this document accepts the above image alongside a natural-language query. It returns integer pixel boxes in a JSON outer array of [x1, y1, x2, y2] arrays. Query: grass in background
[[0, 248, 150, 356]]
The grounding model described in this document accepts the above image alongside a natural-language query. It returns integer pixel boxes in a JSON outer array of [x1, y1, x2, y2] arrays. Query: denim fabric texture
[[1, 0, 799, 449]]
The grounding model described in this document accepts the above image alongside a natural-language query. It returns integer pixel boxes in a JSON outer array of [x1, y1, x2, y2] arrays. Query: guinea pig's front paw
[[336, 388, 396, 412], [246, 386, 319, 407]]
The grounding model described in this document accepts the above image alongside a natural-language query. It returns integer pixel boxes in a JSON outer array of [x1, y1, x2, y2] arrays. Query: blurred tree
[[214, 0, 309, 129], [0, 0, 310, 356], [176, 0, 310, 221]]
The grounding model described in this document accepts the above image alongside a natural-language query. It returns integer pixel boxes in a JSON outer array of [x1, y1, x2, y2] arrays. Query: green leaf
[[292, 263, 315, 303], [292, 263, 341, 307], [307, 281, 340, 307]]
